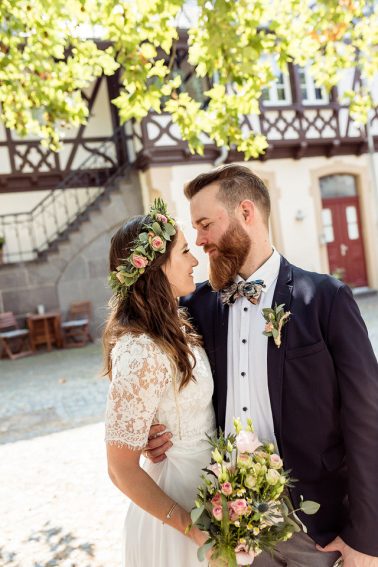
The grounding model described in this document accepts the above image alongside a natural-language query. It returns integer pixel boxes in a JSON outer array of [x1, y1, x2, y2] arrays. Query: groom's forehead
[[189, 184, 225, 220]]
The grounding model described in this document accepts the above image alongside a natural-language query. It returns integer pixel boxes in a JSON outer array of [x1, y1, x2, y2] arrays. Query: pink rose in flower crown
[[221, 482, 233, 496], [150, 235, 166, 253], [155, 213, 168, 223], [235, 543, 256, 565], [230, 499, 248, 516], [211, 492, 222, 506], [236, 430, 261, 454], [212, 505, 223, 521], [131, 254, 148, 269]]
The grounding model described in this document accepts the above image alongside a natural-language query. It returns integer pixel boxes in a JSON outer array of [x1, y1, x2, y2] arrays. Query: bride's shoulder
[[113, 332, 169, 362]]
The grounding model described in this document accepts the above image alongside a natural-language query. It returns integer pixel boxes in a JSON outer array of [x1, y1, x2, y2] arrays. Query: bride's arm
[[105, 336, 206, 546], [107, 444, 206, 545]]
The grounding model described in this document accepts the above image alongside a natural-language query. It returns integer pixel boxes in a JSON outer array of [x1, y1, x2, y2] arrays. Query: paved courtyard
[[0, 295, 377, 567]]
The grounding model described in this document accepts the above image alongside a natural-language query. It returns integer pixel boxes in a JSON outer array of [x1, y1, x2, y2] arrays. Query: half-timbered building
[[1, 32, 377, 334]]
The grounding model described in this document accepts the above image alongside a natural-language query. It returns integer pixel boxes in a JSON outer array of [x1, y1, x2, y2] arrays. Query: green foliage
[[0, 0, 377, 155]]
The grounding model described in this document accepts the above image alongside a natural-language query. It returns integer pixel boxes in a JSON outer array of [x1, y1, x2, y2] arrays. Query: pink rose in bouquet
[[211, 492, 222, 506], [230, 499, 248, 516], [270, 454, 283, 469], [190, 418, 320, 567], [208, 463, 222, 477], [236, 430, 261, 454], [221, 482, 233, 496]]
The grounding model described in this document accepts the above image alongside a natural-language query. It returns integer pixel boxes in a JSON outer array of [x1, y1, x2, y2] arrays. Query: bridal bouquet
[[190, 418, 319, 566]]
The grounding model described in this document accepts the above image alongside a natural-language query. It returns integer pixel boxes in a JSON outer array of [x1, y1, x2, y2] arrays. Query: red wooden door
[[321, 196, 368, 287]]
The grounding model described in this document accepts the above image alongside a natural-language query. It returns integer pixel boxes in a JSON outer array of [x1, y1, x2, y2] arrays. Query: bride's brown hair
[[102, 215, 201, 389]]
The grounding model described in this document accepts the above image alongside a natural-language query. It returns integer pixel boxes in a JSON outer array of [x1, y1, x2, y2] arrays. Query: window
[[346, 206, 359, 240], [298, 67, 328, 105], [320, 174, 357, 199], [321, 208, 334, 243], [261, 62, 291, 105]]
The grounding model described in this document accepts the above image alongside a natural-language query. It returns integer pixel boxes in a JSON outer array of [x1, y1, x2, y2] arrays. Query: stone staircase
[[0, 169, 144, 336]]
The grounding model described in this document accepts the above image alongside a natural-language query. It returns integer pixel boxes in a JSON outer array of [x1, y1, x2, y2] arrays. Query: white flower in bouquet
[[189, 418, 320, 567]]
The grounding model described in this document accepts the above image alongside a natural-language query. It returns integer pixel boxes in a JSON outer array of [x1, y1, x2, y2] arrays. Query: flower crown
[[109, 198, 176, 298]]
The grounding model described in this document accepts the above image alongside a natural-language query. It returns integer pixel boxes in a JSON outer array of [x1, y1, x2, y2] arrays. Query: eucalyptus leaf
[[164, 223, 176, 236], [197, 540, 214, 562], [300, 500, 321, 515], [190, 505, 205, 524], [152, 222, 162, 235]]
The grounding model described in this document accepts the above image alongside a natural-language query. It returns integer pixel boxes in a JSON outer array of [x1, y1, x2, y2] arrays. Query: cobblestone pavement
[[0, 295, 377, 567]]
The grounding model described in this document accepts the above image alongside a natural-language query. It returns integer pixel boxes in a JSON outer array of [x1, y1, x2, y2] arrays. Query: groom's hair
[[184, 164, 271, 225]]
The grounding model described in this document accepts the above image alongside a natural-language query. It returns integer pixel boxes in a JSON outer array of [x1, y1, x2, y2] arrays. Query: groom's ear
[[239, 199, 255, 224]]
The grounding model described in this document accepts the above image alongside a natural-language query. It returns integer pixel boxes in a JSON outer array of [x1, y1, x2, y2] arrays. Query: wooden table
[[26, 311, 63, 351]]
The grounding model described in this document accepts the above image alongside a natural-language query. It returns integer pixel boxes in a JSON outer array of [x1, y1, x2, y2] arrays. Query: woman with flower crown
[[103, 199, 216, 566]]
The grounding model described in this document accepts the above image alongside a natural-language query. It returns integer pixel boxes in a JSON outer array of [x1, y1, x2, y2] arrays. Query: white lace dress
[[105, 333, 216, 567]]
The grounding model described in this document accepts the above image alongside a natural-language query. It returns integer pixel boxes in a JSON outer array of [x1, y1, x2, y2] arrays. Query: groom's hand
[[144, 423, 172, 463], [317, 536, 378, 566]]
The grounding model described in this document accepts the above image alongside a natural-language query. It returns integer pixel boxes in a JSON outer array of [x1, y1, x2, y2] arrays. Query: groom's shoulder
[[287, 259, 346, 299], [180, 280, 217, 309]]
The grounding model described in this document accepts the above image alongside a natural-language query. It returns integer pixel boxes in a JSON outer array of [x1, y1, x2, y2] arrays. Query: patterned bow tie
[[220, 279, 266, 306]]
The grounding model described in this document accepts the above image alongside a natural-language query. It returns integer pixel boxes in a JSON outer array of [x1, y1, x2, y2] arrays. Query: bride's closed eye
[[183, 248, 190, 254]]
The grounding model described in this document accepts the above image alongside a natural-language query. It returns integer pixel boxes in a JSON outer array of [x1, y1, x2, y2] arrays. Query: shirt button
[[242, 339, 247, 344], [244, 307, 248, 312], [243, 407, 248, 412], [241, 372, 246, 377]]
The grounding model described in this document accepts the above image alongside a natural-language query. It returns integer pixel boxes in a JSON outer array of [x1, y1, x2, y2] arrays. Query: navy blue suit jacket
[[181, 256, 378, 555]]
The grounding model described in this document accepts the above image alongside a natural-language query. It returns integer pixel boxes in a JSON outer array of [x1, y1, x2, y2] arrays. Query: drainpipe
[[366, 110, 378, 227], [214, 146, 229, 166]]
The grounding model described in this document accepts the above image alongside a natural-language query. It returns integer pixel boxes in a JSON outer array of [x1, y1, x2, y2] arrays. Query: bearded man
[[146, 164, 378, 567]]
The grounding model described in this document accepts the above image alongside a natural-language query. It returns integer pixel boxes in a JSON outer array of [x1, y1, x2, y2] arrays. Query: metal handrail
[[0, 125, 132, 264]]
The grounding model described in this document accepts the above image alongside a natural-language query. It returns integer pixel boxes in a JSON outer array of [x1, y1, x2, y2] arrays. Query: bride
[[103, 199, 216, 566]]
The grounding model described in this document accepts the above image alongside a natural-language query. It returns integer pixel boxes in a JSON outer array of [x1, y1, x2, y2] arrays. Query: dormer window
[[298, 67, 328, 105]]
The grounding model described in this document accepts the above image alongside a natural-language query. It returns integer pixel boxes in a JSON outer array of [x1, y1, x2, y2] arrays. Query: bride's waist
[[168, 431, 216, 454]]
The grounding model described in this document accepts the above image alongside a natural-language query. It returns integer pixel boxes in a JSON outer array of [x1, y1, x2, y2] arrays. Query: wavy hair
[[102, 215, 201, 389]]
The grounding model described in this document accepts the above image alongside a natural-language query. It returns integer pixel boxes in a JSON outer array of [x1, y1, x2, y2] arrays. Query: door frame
[[310, 160, 376, 288]]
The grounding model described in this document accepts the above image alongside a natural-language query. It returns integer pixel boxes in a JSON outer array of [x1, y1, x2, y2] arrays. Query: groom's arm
[[327, 284, 378, 556]]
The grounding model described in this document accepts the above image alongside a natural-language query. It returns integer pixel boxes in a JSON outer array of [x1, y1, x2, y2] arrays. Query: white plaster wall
[[140, 152, 378, 284]]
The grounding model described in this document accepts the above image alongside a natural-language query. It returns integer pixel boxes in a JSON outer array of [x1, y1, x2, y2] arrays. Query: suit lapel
[[267, 257, 293, 451], [214, 294, 229, 430]]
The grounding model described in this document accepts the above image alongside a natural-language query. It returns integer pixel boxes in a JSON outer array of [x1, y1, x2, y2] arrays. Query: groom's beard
[[206, 220, 251, 291]]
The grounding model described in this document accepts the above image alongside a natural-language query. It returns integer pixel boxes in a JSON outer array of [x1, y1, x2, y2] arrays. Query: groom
[[147, 164, 378, 567]]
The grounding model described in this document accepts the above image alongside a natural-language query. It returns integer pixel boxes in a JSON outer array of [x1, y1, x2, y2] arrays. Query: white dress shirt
[[225, 249, 281, 447]]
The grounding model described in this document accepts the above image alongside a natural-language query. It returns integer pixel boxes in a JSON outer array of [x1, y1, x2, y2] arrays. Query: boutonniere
[[262, 303, 291, 348]]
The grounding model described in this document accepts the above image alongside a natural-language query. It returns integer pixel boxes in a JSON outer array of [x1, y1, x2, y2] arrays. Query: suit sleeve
[[327, 284, 378, 556]]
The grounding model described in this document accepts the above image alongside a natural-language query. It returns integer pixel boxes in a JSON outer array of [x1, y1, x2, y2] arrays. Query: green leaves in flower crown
[[108, 198, 176, 298]]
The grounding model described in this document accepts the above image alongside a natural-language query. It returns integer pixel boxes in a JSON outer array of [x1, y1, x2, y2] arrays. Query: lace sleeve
[[105, 334, 172, 450]]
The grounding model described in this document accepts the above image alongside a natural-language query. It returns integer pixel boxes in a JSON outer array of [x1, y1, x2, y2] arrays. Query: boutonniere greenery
[[262, 303, 291, 348]]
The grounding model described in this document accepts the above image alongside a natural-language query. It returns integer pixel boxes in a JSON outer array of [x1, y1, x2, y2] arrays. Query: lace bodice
[[105, 333, 216, 450]]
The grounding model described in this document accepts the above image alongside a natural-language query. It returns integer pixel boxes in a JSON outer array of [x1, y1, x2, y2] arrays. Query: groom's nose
[[195, 230, 206, 247]]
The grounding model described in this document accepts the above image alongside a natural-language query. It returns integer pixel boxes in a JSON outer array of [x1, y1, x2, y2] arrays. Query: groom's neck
[[239, 240, 274, 281]]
